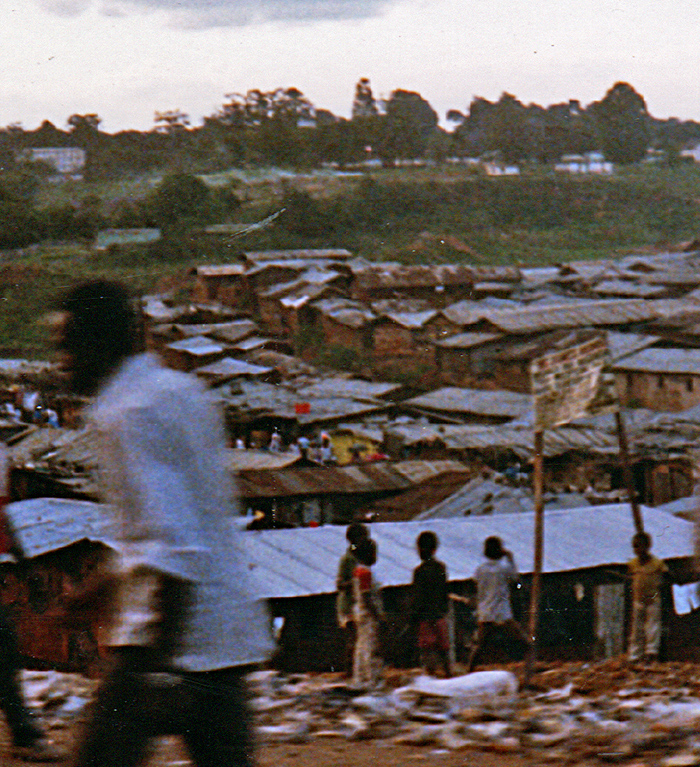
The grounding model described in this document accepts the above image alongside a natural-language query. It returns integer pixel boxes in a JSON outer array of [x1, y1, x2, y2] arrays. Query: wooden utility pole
[[615, 411, 644, 534], [524, 430, 544, 685]]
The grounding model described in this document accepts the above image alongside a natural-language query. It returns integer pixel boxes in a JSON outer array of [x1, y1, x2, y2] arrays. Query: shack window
[[657, 375, 664, 389], [686, 377, 694, 393]]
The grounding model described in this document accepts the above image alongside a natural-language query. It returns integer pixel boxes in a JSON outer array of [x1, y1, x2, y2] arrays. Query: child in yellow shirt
[[628, 531, 668, 662]]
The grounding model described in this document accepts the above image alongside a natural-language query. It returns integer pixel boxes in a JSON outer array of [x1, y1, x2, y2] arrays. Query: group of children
[[337, 523, 669, 688]]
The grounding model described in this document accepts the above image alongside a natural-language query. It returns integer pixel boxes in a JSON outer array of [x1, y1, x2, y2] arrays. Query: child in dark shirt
[[411, 531, 451, 677]]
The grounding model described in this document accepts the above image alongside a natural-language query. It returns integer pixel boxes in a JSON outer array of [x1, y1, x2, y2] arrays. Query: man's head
[[417, 530, 438, 561], [354, 537, 377, 567], [632, 531, 652, 558], [346, 522, 369, 547], [484, 536, 505, 560], [55, 281, 138, 396]]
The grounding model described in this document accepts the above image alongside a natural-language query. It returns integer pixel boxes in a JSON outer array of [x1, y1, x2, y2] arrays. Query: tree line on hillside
[[1, 81, 699, 181]]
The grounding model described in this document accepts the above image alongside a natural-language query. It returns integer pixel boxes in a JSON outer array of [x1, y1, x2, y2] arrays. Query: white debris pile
[[246, 666, 700, 764]]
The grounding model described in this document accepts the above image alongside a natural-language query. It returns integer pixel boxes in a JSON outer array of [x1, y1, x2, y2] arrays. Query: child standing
[[628, 531, 668, 662], [411, 531, 451, 677], [336, 523, 369, 676], [467, 536, 531, 672], [352, 537, 383, 689]]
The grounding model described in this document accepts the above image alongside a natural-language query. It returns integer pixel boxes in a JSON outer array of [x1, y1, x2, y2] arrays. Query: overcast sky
[[4, 0, 699, 133]]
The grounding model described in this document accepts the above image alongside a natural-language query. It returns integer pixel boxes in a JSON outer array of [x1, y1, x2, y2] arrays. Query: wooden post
[[525, 429, 545, 684], [615, 411, 644, 534], [447, 598, 456, 669]]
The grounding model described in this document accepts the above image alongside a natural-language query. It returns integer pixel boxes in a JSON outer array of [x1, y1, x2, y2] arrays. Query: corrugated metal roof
[[165, 336, 225, 356], [311, 299, 376, 329], [241, 504, 693, 598], [466, 266, 522, 283], [194, 357, 272, 380], [487, 299, 692, 334], [436, 333, 503, 349], [4, 498, 115, 558], [194, 264, 246, 278], [473, 282, 516, 293], [417, 478, 537, 519], [442, 424, 617, 459], [207, 321, 258, 344], [8, 427, 97, 473], [520, 266, 561, 285], [218, 380, 391, 424], [606, 332, 660, 362], [142, 298, 189, 324], [5, 499, 692, 598], [352, 263, 474, 290], [246, 259, 339, 277], [557, 260, 616, 279], [440, 301, 514, 327], [166, 321, 256, 344], [405, 387, 533, 419], [226, 449, 301, 471], [236, 462, 412, 498], [639, 270, 700, 287], [390, 460, 469, 485], [231, 336, 276, 351], [259, 270, 340, 299], [442, 298, 694, 334], [386, 421, 617, 459], [370, 299, 435, 314], [592, 280, 668, 298], [612, 347, 700, 375], [296, 378, 401, 401], [279, 284, 337, 309], [619, 251, 700, 272], [379, 310, 439, 329], [243, 249, 353, 263]]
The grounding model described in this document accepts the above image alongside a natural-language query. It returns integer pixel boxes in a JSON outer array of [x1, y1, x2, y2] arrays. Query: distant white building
[[555, 152, 613, 175], [26, 147, 86, 180], [681, 144, 700, 163], [484, 163, 520, 176]]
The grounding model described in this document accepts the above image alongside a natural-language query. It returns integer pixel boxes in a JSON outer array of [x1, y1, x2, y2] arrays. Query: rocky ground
[[9, 660, 700, 766]]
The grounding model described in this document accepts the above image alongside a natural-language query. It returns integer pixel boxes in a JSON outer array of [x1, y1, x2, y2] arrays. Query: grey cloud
[[38, 0, 91, 16], [39, 0, 392, 27]]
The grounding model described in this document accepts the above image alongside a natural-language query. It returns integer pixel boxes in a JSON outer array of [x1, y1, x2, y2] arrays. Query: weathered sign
[[530, 333, 619, 430]]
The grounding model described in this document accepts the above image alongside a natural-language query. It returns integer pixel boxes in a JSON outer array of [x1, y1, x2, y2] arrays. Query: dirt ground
[[5, 659, 700, 766]]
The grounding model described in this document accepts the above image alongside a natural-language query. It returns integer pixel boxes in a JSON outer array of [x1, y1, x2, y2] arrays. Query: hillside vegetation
[[2, 163, 700, 358]]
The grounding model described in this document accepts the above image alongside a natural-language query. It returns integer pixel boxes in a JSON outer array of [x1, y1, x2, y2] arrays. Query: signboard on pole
[[530, 332, 619, 430]]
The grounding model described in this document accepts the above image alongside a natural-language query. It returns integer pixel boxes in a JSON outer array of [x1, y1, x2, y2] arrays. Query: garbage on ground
[[21, 659, 700, 764]]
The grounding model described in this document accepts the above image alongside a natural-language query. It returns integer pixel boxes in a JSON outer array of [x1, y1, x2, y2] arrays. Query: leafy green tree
[[538, 100, 596, 161], [316, 118, 366, 168], [68, 113, 103, 179], [348, 79, 382, 162], [591, 82, 651, 164], [352, 78, 379, 119], [0, 172, 41, 247], [377, 89, 438, 165], [153, 109, 193, 171], [484, 93, 534, 164], [147, 173, 212, 235], [211, 87, 317, 167]]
